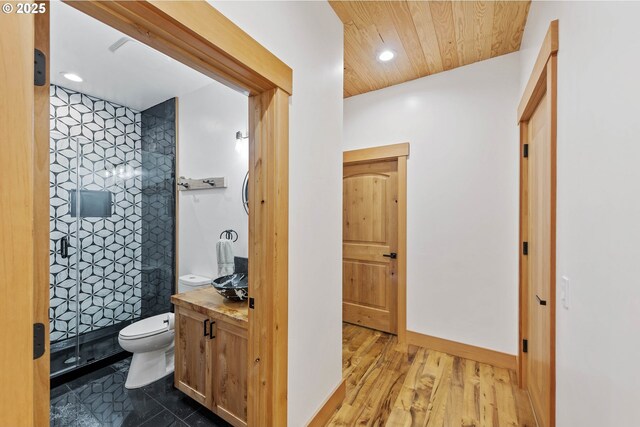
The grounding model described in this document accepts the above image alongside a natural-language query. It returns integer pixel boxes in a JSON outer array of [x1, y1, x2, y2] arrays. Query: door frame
[[6, 2, 292, 426], [343, 143, 409, 343], [0, 8, 39, 427], [517, 20, 558, 427]]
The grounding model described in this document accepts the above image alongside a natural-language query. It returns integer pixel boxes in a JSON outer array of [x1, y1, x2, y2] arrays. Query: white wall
[[344, 54, 521, 354], [210, 2, 344, 426], [178, 82, 248, 282], [520, 2, 640, 426]]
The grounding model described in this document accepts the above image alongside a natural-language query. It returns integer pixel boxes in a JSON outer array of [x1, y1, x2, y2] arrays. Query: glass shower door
[[49, 134, 81, 377], [74, 136, 140, 366], [50, 133, 142, 377]]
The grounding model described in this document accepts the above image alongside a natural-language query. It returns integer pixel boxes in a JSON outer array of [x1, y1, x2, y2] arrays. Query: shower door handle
[[58, 237, 70, 259]]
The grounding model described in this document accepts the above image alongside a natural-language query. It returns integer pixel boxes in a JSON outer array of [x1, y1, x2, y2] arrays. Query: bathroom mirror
[[242, 171, 249, 215]]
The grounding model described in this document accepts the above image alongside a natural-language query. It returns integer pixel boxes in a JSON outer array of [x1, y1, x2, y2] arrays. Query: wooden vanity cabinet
[[212, 319, 248, 426], [174, 304, 248, 427], [174, 306, 212, 407]]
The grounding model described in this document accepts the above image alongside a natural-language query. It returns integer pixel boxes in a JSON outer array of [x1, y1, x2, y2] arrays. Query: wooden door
[[0, 10, 49, 426], [526, 92, 553, 427], [213, 319, 248, 427], [518, 20, 557, 427], [343, 160, 398, 334], [174, 306, 213, 406]]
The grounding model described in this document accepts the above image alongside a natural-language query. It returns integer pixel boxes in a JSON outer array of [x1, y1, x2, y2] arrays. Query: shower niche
[[69, 189, 113, 218]]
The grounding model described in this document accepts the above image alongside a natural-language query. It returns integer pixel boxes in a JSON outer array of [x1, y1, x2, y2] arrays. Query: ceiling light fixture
[[377, 49, 395, 62], [62, 72, 83, 82]]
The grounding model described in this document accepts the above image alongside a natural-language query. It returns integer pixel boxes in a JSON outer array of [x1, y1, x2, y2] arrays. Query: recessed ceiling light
[[377, 50, 395, 62], [62, 72, 83, 82]]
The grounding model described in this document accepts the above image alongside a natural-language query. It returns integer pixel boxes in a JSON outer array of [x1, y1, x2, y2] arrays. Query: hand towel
[[217, 239, 235, 277]]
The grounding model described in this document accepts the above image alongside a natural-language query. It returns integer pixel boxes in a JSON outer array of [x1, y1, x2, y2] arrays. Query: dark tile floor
[[50, 357, 231, 427]]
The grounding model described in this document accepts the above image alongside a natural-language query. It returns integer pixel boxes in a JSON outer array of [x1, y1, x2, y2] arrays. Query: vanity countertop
[[171, 287, 248, 327]]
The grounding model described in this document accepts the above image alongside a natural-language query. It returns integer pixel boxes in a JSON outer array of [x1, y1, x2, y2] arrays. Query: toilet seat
[[119, 313, 172, 340]]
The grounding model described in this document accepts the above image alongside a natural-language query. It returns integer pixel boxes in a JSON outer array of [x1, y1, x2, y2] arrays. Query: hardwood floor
[[326, 324, 537, 427]]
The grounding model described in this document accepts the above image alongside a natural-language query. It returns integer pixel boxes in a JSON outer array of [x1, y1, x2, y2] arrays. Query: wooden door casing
[[526, 92, 552, 427], [0, 10, 37, 427], [34, 5, 51, 426], [14, 1, 293, 424], [174, 306, 212, 406], [343, 160, 398, 334], [55, 4, 291, 426]]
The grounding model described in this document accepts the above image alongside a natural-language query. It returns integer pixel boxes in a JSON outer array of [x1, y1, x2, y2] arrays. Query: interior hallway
[[326, 324, 536, 427]]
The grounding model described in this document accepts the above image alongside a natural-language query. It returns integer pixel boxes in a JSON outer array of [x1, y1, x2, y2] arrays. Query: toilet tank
[[178, 274, 212, 293]]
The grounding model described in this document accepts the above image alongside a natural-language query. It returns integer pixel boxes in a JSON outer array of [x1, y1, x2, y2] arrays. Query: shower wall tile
[[50, 85, 142, 342], [141, 99, 176, 318]]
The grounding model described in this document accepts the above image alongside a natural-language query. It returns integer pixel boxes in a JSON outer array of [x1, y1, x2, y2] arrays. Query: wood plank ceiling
[[329, 1, 531, 97]]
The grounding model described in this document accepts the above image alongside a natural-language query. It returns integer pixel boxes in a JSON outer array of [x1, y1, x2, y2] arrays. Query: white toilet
[[178, 274, 213, 293], [118, 274, 212, 389], [118, 313, 175, 389]]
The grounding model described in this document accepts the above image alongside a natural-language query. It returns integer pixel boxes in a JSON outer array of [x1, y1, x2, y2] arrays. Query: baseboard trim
[[406, 330, 517, 371], [306, 379, 346, 427]]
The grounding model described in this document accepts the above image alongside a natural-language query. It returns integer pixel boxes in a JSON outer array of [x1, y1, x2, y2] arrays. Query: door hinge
[[34, 49, 46, 87], [249, 297, 255, 309], [33, 323, 45, 359], [522, 339, 528, 354], [523, 144, 529, 158], [522, 241, 528, 255]]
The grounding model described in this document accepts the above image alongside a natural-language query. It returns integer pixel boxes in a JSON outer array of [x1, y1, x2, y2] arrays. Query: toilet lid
[[119, 313, 172, 339], [179, 274, 211, 286]]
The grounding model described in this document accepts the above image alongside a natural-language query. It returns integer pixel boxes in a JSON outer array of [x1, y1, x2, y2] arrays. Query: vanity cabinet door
[[174, 306, 213, 407], [212, 319, 248, 427]]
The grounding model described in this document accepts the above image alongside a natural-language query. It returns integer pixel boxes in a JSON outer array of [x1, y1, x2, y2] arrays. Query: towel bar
[[220, 229, 238, 242]]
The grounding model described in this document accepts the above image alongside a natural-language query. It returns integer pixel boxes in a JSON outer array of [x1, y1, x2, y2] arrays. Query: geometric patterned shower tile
[[50, 85, 142, 342]]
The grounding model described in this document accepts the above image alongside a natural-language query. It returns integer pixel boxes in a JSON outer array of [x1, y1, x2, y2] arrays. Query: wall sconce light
[[235, 131, 248, 142]]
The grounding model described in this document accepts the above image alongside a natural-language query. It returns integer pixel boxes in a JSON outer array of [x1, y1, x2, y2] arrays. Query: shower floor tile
[[51, 322, 130, 377], [51, 357, 231, 427]]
